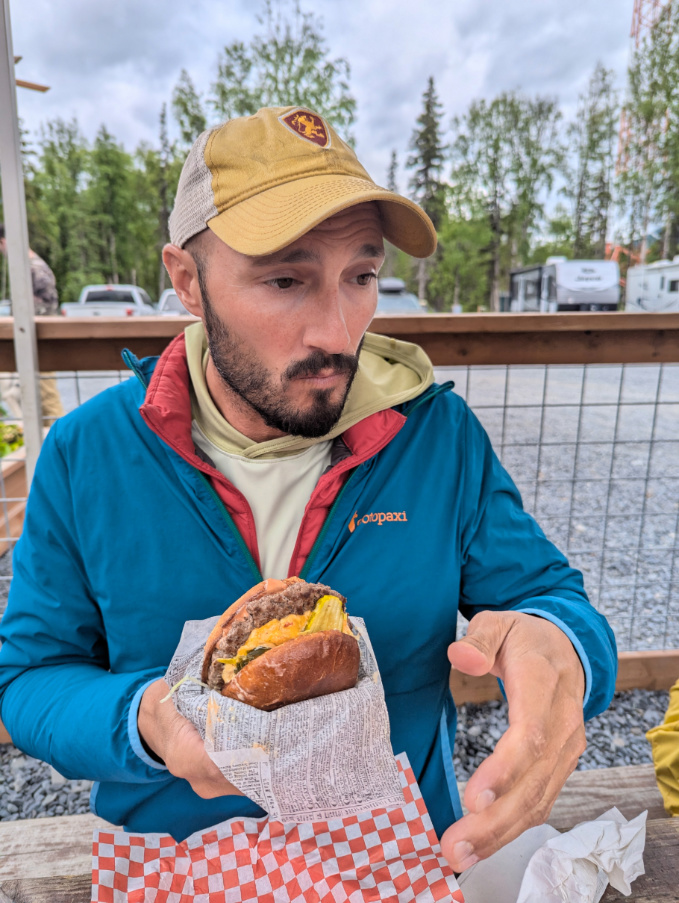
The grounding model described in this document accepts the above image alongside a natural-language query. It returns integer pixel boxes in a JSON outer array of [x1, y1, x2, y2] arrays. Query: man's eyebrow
[[355, 243, 385, 261], [250, 243, 385, 268], [251, 248, 320, 267]]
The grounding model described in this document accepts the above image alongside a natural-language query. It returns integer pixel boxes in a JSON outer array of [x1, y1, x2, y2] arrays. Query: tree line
[[2, 0, 679, 310]]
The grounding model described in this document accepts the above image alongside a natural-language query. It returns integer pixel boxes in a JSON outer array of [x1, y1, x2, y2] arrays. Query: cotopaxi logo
[[348, 510, 408, 533]]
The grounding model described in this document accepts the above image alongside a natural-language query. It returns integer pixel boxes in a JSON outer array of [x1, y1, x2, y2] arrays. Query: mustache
[[284, 350, 360, 382]]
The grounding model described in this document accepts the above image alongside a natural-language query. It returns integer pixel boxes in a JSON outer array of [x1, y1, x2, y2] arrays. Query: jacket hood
[[185, 321, 434, 459]]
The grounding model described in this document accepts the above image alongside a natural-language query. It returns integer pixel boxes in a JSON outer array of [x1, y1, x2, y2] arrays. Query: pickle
[[217, 646, 272, 685], [235, 646, 271, 673], [303, 594, 345, 633]]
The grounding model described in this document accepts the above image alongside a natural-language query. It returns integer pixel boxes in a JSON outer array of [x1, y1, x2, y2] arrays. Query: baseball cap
[[168, 106, 437, 258]]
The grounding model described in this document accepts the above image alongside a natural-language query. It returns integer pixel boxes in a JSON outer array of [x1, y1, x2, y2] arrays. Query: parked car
[[60, 284, 156, 317], [376, 277, 425, 313], [156, 289, 196, 316]]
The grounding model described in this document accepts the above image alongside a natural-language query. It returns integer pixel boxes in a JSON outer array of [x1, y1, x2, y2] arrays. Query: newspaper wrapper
[[165, 616, 404, 822], [457, 807, 646, 903], [90, 754, 465, 903]]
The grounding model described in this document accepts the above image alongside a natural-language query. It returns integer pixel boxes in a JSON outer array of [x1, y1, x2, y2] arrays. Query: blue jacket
[[0, 348, 617, 841]]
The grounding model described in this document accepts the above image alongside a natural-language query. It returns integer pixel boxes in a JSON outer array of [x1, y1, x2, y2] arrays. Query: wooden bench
[[0, 764, 675, 902]]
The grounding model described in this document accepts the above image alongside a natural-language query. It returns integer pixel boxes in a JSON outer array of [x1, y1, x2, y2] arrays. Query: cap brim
[[206, 174, 437, 259]]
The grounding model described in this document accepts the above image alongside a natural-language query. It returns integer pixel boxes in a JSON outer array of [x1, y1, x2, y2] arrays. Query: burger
[[201, 577, 360, 711]]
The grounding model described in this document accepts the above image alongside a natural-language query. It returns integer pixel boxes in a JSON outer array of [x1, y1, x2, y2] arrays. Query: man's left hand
[[441, 610, 587, 872]]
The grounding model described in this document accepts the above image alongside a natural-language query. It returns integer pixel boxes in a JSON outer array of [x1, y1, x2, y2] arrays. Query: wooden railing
[[1, 311, 679, 369]]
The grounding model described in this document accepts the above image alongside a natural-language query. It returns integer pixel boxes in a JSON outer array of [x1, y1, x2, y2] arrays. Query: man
[[0, 224, 65, 423], [0, 107, 617, 872]]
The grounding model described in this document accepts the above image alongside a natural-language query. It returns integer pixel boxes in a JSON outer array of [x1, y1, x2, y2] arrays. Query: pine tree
[[407, 77, 447, 229], [406, 77, 447, 300]]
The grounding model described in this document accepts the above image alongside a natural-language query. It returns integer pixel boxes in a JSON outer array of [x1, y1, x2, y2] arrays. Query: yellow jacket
[[647, 678, 679, 816]]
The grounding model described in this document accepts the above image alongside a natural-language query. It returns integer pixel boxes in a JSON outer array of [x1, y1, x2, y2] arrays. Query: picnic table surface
[[0, 764, 675, 902]]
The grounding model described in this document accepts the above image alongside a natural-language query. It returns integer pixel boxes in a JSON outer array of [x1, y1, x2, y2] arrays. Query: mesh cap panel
[[169, 129, 218, 248]]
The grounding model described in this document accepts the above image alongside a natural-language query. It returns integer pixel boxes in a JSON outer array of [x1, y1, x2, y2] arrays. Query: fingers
[[441, 612, 589, 872], [139, 679, 242, 799], [441, 723, 586, 870]]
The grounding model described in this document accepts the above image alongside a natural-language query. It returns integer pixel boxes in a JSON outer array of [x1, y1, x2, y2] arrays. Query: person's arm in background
[[0, 422, 236, 797], [440, 403, 617, 871]]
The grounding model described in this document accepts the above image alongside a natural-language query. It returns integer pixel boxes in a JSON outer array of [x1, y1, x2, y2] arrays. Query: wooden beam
[[15, 78, 49, 92], [1, 312, 679, 370], [0, 813, 116, 880], [458, 764, 668, 828], [450, 649, 679, 705]]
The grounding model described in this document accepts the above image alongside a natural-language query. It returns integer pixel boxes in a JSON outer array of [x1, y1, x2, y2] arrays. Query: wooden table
[[0, 765, 676, 902]]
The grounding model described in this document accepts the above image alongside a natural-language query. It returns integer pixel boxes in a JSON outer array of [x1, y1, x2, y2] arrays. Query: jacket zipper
[[300, 469, 358, 580], [197, 472, 262, 582]]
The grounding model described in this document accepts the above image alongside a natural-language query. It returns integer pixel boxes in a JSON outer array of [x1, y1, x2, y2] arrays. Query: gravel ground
[[0, 688, 668, 821], [453, 688, 670, 782]]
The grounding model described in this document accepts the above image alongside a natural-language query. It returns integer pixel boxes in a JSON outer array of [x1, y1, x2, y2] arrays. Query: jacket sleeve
[[457, 403, 617, 721], [0, 424, 168, 783]]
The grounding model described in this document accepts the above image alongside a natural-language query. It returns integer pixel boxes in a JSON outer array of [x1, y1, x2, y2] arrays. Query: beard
[[200, 278, 362, 439]]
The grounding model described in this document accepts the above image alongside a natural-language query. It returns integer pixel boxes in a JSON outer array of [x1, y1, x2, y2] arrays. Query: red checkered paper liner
[[91, 753, 464, 902]]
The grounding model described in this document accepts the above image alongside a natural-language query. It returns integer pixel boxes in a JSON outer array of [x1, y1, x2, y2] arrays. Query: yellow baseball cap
[[168, 106, 437, 258]]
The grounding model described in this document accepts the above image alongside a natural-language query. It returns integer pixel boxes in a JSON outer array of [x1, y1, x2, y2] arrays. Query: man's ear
[[162, 244, 204, 316]]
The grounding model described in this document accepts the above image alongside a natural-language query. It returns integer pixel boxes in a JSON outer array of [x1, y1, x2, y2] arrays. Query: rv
[[509, 258, 620, 312], [625, 258, 679, 312]]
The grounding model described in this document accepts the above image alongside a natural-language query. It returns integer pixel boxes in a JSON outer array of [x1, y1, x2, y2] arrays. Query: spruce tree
[[407, 76, 447, 230], [407, 77, 447, 300]]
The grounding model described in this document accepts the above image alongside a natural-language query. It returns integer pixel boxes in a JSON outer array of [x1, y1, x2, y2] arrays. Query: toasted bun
[[222, 630, 360, 711], [201, 577, 302, 684]]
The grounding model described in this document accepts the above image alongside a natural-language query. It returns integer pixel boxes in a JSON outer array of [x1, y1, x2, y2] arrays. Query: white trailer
[[509, 257, 620, 312], [625, 258, 679, 312]]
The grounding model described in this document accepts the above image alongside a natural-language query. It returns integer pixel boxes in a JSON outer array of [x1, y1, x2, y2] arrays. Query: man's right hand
[[138, 678, 243, 799]]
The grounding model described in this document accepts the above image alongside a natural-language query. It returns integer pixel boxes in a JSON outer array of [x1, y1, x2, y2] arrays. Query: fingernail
[[476, 789, 496, 811], [453, 841, 480, 871]]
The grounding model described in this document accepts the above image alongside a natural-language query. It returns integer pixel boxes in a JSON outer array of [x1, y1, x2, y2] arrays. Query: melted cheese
[[237, 611, 311, 657]]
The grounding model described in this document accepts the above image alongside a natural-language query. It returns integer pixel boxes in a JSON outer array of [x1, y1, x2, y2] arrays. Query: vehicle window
[[139, 290, 152, 305], [669, 280, 679, 292], [161, 292, 186, 312], [84, 291, 135, 304], [376, 292, 422, 312]]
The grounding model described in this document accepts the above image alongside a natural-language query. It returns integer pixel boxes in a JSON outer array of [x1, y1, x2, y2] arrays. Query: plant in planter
[[0, 403, 24, 458]]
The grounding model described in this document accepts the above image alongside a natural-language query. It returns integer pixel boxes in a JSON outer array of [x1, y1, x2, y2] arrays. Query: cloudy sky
[[11, 0, 634, 185]]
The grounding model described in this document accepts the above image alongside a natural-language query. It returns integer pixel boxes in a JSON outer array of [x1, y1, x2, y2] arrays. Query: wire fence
[[434, 363, 679, 653], [0, 364, 677, 652]]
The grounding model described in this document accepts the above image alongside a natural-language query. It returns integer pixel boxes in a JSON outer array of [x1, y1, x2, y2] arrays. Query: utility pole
[[0, 0, 44, 483]]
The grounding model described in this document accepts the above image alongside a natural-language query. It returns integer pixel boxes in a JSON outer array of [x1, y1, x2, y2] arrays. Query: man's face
[[194, 204, 384, 438]]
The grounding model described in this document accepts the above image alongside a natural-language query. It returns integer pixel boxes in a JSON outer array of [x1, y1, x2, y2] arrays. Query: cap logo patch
[[280, 109, 330, 148]]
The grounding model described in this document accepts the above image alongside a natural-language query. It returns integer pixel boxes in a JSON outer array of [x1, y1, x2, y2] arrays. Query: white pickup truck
[[60, 284, 157, 317]]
